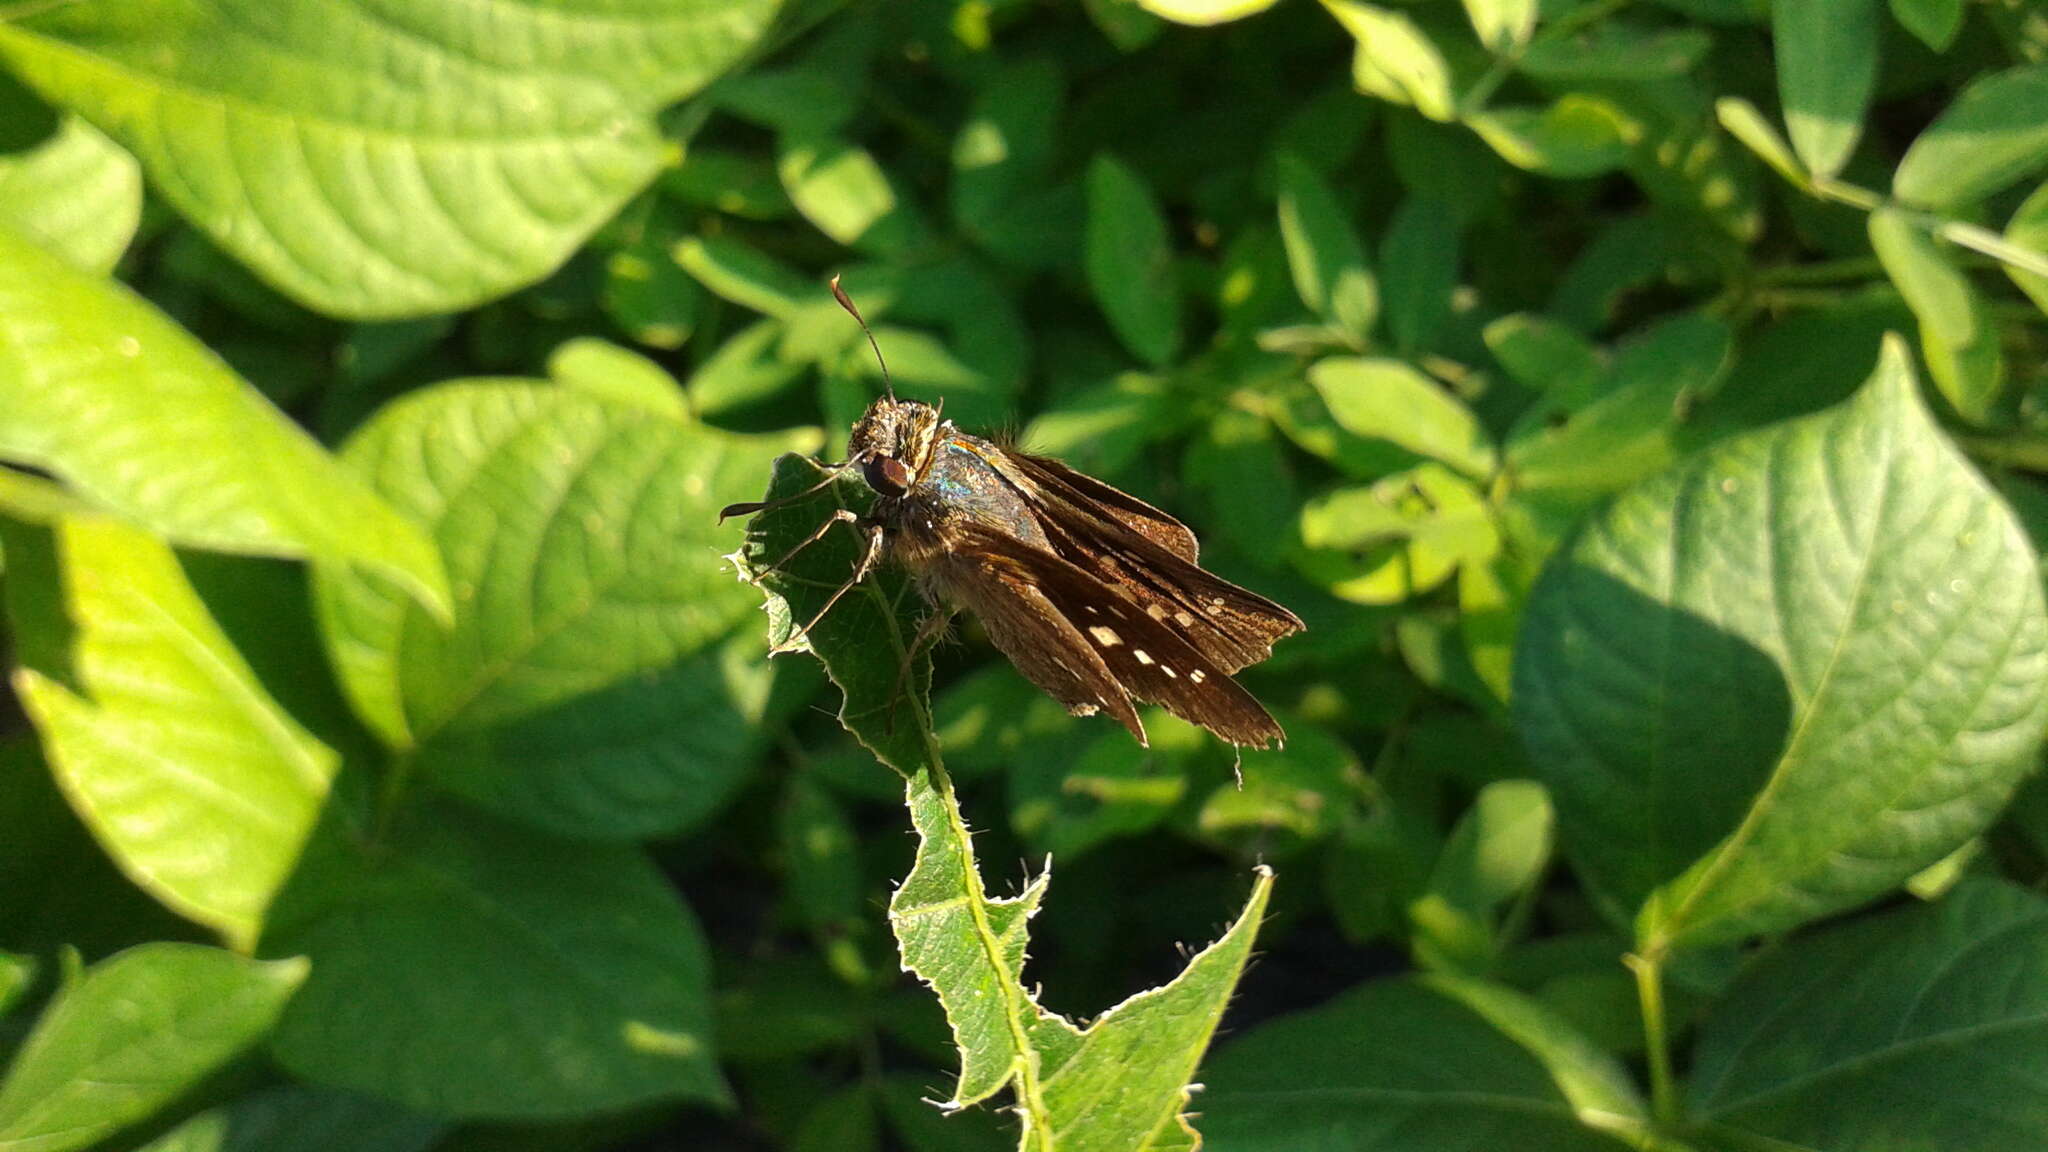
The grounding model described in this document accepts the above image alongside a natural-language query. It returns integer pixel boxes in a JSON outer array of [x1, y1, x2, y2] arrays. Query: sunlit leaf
[[1894, 64, 2048, 208], [1517, 340, 2048, 949], [4, 517, 338, 950], [316, 380, 813, 839], [1085, 155, 1182, 366], [0, 227, 449, 618], [1773, 0, 1879, 181], [0, 945, 306, 1152], [0, 0, 776, 317]]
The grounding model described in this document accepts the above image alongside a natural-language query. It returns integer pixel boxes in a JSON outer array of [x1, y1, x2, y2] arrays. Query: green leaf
[[135, 1086, 442, 1152], [1136, 0, 1280, 24], [1185, 409, 1300, 561], [1411, 780, 1555, 974], [729, 459, 1273, 1147], [1323, 1, 1455, 122], [0, 953, 34, 1021], [1508, 314, 1733, 495], [1463, 0, 1537, 52], [1894, 64, 2048, 209], [1009, 723, 1192, 859], [732, 456, 934, 776], [546, 337, 688, 419], [2002, 180, 2048, 316], [0, 944, 306, 1152], [1193, 724, 1363, 849], [779, 133, 927, 253], [4, 517, 339, 950], [0, 107, 138, 272], [1773, 0, 1879, 181], [662, 149, 793, 221], [951, 59, 1059, 196], [1484, 314, 1603, 398], [675, 235, 816, 319], [1869, 207, 2005, 424], [315, 380, 811, 839], [1889, 0, 1963, 50], [1085, 155, 1181, 366], [1296, 463, 1501, 605], [0, 738, 191, 959], [1715, 96, 1812, 192], [792, 1088, 881, 1152], [0, 228, 449, 619], [1517, 25, 1712, 82], [1085, 0, 1167, 50], [688, 319, 810, 417], [0, 0, 775, 318], [1466, 97, 1635, 180], [1309, 358, 1496, 479], [1692, 880, 2048, 1150], [1276, 154, 1379, 344], [601, 240, 701, 351], [779, 773, 869, 977], [265, 803, 722, 1118], [1378, 196, 1462, 355], [1515, 339, 2048, 949], [1021, 867, 1272, 1150], [1201, 976, 1644, 1151]]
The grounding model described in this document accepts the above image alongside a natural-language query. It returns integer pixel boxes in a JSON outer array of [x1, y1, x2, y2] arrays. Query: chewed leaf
[[726, 454, 1274, 1149], [733, 454, 936, 778]]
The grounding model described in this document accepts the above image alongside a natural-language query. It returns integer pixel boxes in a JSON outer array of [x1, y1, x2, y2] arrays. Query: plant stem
[[921, 758, 1054, 1137], [1625, 948, 1680, 1126]]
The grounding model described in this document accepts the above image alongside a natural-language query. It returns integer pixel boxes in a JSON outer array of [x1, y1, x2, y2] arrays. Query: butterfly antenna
[[831, 274, 894, 402]]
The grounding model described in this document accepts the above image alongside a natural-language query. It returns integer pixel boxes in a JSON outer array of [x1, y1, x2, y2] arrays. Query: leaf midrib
[[1651, 407, 1895, 945], [0, 20, 639, 148]]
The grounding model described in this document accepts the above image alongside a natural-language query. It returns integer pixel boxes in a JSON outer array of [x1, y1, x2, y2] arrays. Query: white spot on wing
[[1135, 650, 1154, 665], [1190, 670, 1206, 683], [1145, 604, 1167, 621], [1089, 626, 1122, 647], [1174, 610, 1195, 626], [1162, 667, 1177, 679]]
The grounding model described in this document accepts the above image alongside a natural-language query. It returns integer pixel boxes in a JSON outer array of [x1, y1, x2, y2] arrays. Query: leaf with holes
[[1515, 338, 2048, 950], [729, 458, 1274, 1149]]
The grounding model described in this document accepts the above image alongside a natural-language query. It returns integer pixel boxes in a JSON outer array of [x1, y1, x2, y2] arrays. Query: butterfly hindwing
[[940, 526, 1286, 748]]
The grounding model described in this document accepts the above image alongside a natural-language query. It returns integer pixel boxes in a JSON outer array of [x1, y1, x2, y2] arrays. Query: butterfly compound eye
[[862, 455, 912, 498]]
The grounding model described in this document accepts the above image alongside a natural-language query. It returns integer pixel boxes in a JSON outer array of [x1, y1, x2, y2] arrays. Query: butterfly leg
[[747, 507, 860, 583], [768, 518, 885, 656], [883, 604, 956, 734]]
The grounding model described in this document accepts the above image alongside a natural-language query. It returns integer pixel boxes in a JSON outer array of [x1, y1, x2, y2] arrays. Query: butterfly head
[[848, 397, 942, 499]]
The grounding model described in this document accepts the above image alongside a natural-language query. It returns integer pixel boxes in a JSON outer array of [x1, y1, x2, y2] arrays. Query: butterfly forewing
[[923, 536, 1148, 743], [942, 525, 1287, 748], [988, 451, 1304, 674]]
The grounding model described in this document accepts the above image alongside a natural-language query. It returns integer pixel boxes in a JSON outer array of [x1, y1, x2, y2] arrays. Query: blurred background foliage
[[2, 0, 2048, 1149]]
